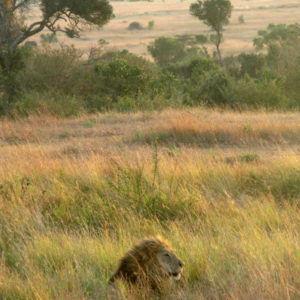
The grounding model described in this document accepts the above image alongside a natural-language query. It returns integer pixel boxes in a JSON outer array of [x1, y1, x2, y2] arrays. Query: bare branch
[[9, 20, 45, 51]]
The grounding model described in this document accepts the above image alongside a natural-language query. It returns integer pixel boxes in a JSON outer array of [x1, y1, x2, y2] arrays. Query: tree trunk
[[216, 31, 223, 65]]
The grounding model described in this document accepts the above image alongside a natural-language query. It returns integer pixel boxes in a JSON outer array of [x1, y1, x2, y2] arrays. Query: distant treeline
[[1, 23, 300, 117]]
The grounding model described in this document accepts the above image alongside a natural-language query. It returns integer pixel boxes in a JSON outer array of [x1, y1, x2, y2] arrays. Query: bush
[[222, 76, 292, 109], [19, 45, 83, 94], [1, 23, 297, 117], [93, 53, 155, 101], [200, 68, 231, 105], [16, 90, 85, 117], [195, 34, 208, 44], [40, 33, 58, 44], [148, 21, 155, 30], [186, 56, 218, 78], [238, 53, 265, 78], [128, 22, 143, 30], [150, 70, 180, 99], [238, 15, 245, 24], [148, 37, 187, 66]]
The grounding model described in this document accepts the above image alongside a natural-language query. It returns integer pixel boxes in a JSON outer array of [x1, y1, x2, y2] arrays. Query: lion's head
[[156, 245, 184, 280], [109, 236, 184, 288]]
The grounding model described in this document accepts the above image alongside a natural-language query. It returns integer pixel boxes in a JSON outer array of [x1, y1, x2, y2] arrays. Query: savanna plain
[[0, 109, 299, 299], [1, 0, 300, 298], [26, 0, 300, 57]]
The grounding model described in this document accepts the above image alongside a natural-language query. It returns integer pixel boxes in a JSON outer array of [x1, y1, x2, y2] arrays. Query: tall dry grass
[[0, 108, 299, 299]]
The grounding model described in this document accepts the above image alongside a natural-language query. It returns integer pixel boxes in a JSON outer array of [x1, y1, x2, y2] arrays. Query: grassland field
[[0, 108, 299, 299], [25, 0, 300, 58]]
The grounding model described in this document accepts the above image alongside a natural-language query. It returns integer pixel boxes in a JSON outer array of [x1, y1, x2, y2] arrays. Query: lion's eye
[[164, 253, 170, 257]]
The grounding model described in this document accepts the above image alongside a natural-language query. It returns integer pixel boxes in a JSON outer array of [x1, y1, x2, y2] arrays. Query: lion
[[108, 236, 184, 291]]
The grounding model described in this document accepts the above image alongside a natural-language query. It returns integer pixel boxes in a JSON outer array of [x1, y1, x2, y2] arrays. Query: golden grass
[[133, 109, 300, 146], [24, 0, 300, 58], [0, 108, 299, 299]]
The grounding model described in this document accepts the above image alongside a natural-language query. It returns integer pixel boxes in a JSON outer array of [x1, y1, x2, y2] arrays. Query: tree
[[190, 0, 232, 64], [253, 23, 300, 50], [148, 37, 186, 66], [253, 23, 300, 91], [0, 0, 113, 104]]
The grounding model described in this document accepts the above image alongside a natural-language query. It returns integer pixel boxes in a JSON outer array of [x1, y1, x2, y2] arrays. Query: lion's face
[[157, 248, 184, 281]]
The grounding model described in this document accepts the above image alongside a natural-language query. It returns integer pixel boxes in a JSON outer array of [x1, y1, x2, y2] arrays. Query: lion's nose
[[179, 261, 184, 268]]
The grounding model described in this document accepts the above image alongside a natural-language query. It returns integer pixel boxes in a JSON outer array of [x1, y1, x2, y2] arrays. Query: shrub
[[195, 34, 208, 44], [148, 20, 155, 30], [165, 55, 216, 79], [40, 33, 58, 44], [98, 38, 109, 46], [94, 54, 154, 100], [200, 68, 231, 105], [150, 70, 180, 99], [222, 77, 291, 109], [253, 24, 300, 93], [17, 90, 85, 117], [128, 22, 143, 30], [186, 56, 218, 78], [19, 45, 83, 94], [238, 53, 265, 78], [238, 15, 245, 24], [148, 37, 187, 66]]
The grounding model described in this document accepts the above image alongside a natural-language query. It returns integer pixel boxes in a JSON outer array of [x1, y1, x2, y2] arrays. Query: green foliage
[[40, 0, 114, 36], [240, 153, 259, 163], [189, 56, 218, 76], [222, 76, 291, 109], [18, 91, 85, 117], [98, 38, 109, 46], [175, 34, 207, 46], [190, 0, 233, 31], [128, 21, 143, 30], [253, 23, 300, 95], [94, 55, 152, 100], [148, 20, 155, 30], [40, 33, 58, 44], [0, 0, 114, 106], [238, 14, 245, 24], [201, 68, 230, 105], [238, 53, 265, 78], [190, 0, 233, 62], [172, 55, 217, 79], [19, 45, 82, 94], [150, 70, 180, 99], [2, 22, 300, 116], [0, 46, 33, 113], [253, 23, 300, 50], [148, 37, 186, 66], [195, 34, 208, 44], [83, 118, 97, 128]]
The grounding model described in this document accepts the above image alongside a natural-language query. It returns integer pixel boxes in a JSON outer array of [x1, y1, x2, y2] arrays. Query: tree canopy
[[0, 0, 114, 101], [190, 0, 232, 63], [0, 0, 113, 52], [253, 23, 300, 50], [148, 37, 186, 66]]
